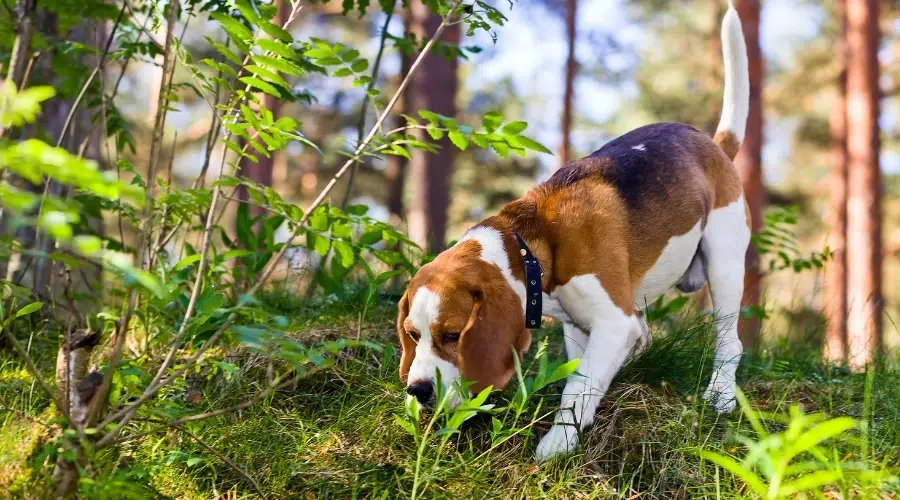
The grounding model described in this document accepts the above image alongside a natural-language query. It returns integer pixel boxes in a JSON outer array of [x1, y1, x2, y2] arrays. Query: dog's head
[[397, 241, 531, 407]]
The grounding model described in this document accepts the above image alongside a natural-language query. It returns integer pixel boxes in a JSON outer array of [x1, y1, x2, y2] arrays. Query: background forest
[[1, 0, 899, 498]]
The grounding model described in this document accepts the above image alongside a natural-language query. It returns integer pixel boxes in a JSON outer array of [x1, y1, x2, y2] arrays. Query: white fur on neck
[[457, 226, 527, 313], [457, 227, 571, 324]]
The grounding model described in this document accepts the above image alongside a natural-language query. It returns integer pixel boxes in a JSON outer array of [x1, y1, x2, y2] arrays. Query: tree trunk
[[845, 0, 882, 368], [407, 3, 459, 253], [5, 0, 37, 89], [559, 0, 577, 167], [824, 0, 849, 364], [733, 0, 764, 351], [386, 49, 412, 223]]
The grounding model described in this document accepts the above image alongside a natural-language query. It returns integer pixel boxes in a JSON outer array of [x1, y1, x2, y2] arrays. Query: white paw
[[535, 424, 579, 462], [702, 381, 736, 413]]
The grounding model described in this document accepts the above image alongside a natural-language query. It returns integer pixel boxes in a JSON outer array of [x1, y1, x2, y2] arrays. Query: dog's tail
[[713, 1, 749, 161]]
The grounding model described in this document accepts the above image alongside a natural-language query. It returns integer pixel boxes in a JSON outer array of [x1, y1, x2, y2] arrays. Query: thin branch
[[87, 0, 180, 427], [171, 424, 269, 499], [340, 0, 397, 208], [96, 0, 460, 448]]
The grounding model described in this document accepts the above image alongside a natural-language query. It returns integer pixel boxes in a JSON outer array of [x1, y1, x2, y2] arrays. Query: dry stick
[[340, 0, 396, 208], [170, 423, 269, 499], [96, 4, 458, 448], [86, 0, 180, 427]]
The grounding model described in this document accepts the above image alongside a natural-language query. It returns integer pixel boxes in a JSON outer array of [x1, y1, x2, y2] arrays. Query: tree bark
[[386, 49, 412, 223], [407, 3, 459, 252], [559, 0, 577, 167], [733, 0, 764, 350], [845, 0, 882, 368], [6, 0, 37, 89], [824, 0, 849, 364]]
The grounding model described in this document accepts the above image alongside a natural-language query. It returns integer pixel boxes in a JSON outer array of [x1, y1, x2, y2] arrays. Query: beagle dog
[[396, 4, 750, 462]]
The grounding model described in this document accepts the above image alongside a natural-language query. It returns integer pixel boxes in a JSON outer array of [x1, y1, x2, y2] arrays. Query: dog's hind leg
[[700, 197, 750, 413]]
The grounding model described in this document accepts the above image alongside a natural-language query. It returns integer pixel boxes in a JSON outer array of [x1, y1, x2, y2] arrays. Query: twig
[[96, 0, 460, 448], [340, 0, 397, 208], [171, 423, 269, 499], [87, 0, 180, 428], [169, 372, 304, 425]]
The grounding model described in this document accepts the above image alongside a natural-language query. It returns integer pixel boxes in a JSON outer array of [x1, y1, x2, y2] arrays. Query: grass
[[1, 286, 899, 498]]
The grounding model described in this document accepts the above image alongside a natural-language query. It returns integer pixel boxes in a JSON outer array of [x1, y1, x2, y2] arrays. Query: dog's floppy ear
[[397, 291, 415, 384], [458, 285, 531, 392]]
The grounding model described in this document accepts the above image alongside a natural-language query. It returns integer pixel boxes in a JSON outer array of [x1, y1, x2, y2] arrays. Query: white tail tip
[[715, 3, 749, 145]]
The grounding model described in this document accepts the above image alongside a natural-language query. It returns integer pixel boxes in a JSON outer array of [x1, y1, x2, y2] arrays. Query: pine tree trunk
[[845, 0, 882, 368], [559, 0, 577, 166], [386, 49, 411, 223], [733, 0, 764, 350], [824, 0, 849, 364], [407, 3, 459, 253]]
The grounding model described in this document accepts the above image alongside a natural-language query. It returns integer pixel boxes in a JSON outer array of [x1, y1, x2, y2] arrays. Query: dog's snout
[[406, 380, 434, 404]]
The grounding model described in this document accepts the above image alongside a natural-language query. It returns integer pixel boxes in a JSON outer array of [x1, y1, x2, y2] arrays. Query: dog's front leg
[[536, 277, 638, 462]]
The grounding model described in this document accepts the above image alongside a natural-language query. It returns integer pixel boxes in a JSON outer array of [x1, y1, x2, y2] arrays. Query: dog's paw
[[702, 381, 736, 413], [535, 424, 579, 462]]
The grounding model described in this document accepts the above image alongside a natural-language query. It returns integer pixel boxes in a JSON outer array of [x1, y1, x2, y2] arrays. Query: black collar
[[514, 233, 543, 329]]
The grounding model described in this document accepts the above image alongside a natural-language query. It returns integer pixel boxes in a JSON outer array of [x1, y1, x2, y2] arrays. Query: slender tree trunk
[[845, 0, 882, 368], [236, 0, 286, 222], [407, 2, 459, 253], [6, 0, 37, 89], [559, 0, 577, 166], [824, 0, 849, 364], [386, 49, 412, 223], [733, 0, 764, 351]]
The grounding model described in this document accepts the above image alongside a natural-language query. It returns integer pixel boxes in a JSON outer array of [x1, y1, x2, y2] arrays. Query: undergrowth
[[2, 286, 898, 499]]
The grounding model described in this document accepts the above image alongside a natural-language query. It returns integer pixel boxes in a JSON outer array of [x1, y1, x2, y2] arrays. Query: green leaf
[[307, 231, 331, 256], [334, 241, 356, 267], [252, 54, 303, 75], [393, 414, 417, 436], [174, 254, 202, 271], [697, 450, 767, 496], [546, 359, 580, 386], [304, 48, 334, 59], [259, 21, 293, 42], [72, 235, 102, 256], [448, 130, 468, 151], [239, 77, 280, 97], [332, 67, 353, 77], [257, 38, 296, 59], [482, 111, 503, 132], [13, 302, 43, 320], [500, 121, 527, 135], [245, 65, 289, 89], [211, 13, 252, 44], [350, 59, 369, 72], [778, 470, 845, 497]]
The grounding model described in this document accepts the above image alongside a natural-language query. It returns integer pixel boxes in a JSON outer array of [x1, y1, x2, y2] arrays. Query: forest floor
[[2, 286, 900, 499]]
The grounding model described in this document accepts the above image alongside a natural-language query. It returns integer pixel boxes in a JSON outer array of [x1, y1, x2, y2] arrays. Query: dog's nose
[[406, 380, 434, 404]]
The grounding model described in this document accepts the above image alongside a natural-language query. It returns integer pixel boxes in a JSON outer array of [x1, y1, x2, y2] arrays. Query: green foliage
[[698, 388, 897, 499], [753, 206, 832, 274]]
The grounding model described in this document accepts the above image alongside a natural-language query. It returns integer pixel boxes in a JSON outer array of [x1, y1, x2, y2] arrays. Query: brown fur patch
[[713, 130, 741, 160]]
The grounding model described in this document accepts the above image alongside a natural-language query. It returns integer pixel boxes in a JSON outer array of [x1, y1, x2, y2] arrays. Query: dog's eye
[[443, 332, 460, 343], [408, 330, 420, 343]]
